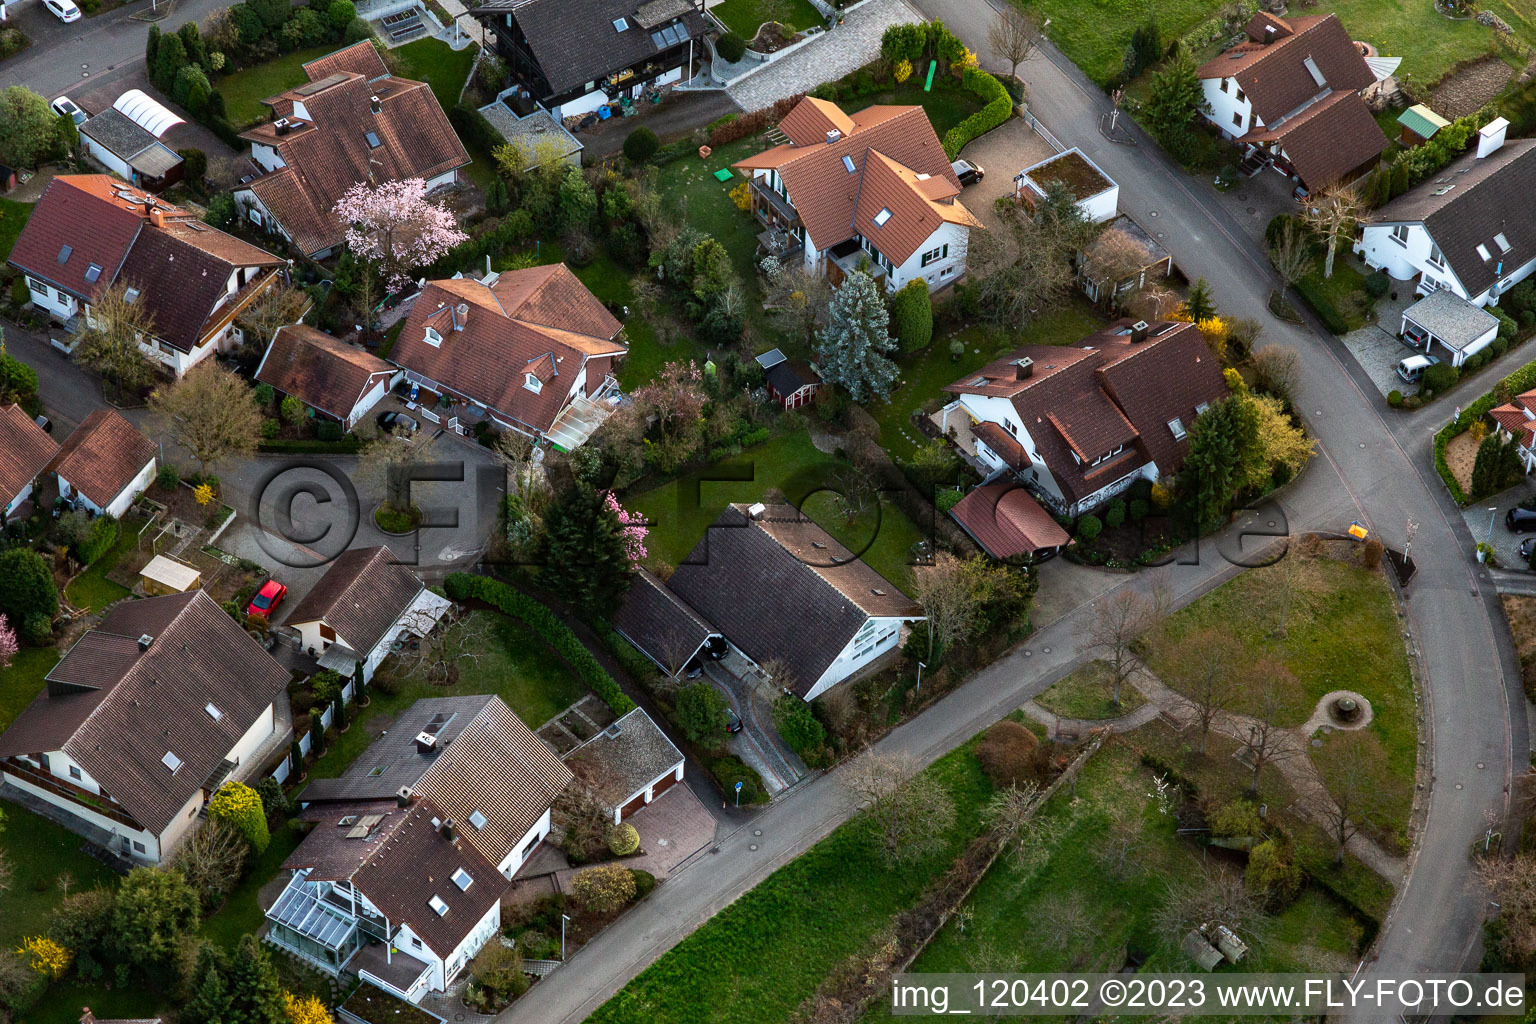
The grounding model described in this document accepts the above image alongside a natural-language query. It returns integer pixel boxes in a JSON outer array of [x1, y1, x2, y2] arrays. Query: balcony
[[757, 227, 803, 260], [748, 178, 800, 230], [827, 239, 887, 283]]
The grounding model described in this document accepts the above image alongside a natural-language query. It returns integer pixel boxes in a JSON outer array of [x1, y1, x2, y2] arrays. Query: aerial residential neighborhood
[[0, 0, 1533, 1021]]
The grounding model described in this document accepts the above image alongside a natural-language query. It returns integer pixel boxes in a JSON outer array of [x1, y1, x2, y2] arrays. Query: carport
[[1400, 290, 1499, 368]]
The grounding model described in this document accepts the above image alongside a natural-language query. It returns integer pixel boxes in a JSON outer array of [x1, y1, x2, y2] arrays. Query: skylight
[[429, 895, 449, 916], [85, 263, 102, 283], [841, 155, 856, 173], [124, 287, 140, 305], [1496, 232, 1511, 253], [1168, 418, 1187, 441], [1302, 56, 1325, 88], [205, 702, 222, 721], [873, 207, 892, 227], [613, 16, 628, 30], [1477, 244, 1492, 261], [452, 868, 473, 891], [365, 131, 380, 149], [57, 245, 72, 265], [468, 809, 487, 829], [163, 751, 183, 774]]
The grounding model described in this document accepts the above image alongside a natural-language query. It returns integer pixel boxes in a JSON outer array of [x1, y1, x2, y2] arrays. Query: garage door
[[620, 791, 647, 819], [650, 772, 680, 801]]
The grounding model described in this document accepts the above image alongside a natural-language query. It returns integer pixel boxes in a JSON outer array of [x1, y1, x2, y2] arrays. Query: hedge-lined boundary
[[444, 573, 637, 716], [942, 66, 1010, 159], [1293, 278, 1349, 335], [1434, 356, 1536, 506], [256, 437, 364, 454]]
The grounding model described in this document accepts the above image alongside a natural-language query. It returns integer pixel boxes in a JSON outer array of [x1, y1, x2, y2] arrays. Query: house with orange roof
[[732, 96, 982, 295], [1490, 389, 1536, 475]]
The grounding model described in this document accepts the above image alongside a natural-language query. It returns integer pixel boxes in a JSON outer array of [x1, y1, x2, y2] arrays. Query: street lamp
[[561, 913, 572, 960], [915, 660, 927, 694], [1484, 507, 1498, 562]]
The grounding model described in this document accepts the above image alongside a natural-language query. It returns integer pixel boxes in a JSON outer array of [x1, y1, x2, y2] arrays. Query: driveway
[[1464, 479, 1536, 573], [703, 661, 806, 797], [0, 318, 116, 437], [1340, 292, 1414, 399], [954, 117, 1057, 232]]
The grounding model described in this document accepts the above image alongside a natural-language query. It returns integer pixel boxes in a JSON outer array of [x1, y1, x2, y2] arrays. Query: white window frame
[[1390, 224, 1409, 247]]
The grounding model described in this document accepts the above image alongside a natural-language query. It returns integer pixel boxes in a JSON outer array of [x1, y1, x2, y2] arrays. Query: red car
[[247, 579, 287, 619]]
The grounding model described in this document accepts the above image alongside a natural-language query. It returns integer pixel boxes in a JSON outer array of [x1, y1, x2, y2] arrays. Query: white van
[[1396, 353, 1441, 384]]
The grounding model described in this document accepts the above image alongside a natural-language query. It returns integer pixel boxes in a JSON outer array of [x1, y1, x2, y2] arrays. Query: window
[[452, 868, 473, 891], [1168, 417, 1187, 440], [57, 245, 72, 265], [28, 278, 46, 295], [205, 702, 222, 721], [920, 244, 949, 267], [1004, 419, 1017, 436], [841, 155, 856, 173], [429, 895, 449, 916], [468, 809, 488, 829], [410, 936, 423, 950], [124, 287, 140, 305], [423, 326, 442, 347], [1232, 111, 1242, 127], [1235, 87, 1245, 103], [1302, 56, 1325, 88], [162, 751, 182, 774], [1428, 244, 1445, 268], [1220, 78, 1228, 93], [132, 841, 146, 853], [873, 207, 892, 228], [85, 263, 102, 283], [613, 16, 627, 30], [1390, 224, 1410, 247], [1195, 401, 1210, 416], [524, 372, 542, 393], [364, 131, 380, 149], [69, 765, 82, 780]]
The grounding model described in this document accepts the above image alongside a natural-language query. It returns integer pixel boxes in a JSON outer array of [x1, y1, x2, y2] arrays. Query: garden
[[709, 0, 825, 40]]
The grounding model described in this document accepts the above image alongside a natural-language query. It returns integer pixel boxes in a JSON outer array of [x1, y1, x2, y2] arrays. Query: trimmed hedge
[[941, 66, 1010, 159], [1434, 356, 1536, 505], [444, 573, 636, 715], [709, 754, 769, 804], [1293, 278, 1348, 335], [74, 516, 120, 566], [256, 436, 363, 454], [449, 103, 503, 158]]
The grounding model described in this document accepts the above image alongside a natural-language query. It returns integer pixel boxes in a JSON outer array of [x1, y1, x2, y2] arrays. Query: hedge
[[449, 103, 503, 158], [1292, 278, 1349, 335], [444, 573, 636, 715], [709, 755, 769, 804], [1434, 356, 1536, 505], [74, 516, 120, 566], [941, 66, 1011, 159], [256, 436, 363, 454]]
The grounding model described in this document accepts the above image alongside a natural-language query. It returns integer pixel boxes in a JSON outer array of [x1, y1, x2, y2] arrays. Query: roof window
[[613, 16, 628, 30], [468, 809, 487, 829], [424, 326, 442, 347], [57, 245, 72, 265], [842, 155, 856, 173], [205, 702, 222, 721], [124, 287, 140, 305], [524, 372, 542, 393], [1168, 418, 1187, 441], [1477, 244, 1492, 261], [452, 868, 473, 891], [163, 751, 183, 774], [1302, 56, 1325, 88], [1495, 232, 1511, 253], [873, 207, 892, 227], [365, 131, 380, 149], [429, 895, 449, 916], [85, 263, 102, 283]]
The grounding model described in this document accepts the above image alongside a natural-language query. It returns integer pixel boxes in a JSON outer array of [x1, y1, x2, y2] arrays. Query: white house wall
[[1, 761, 163, 862], [443, 900, 501, 987], [497, 805, 552, 878], [888, 220, 969, 293], [25, 277, 79, 321], [228, 703, 277, 768], [1202, 77, 1255, 138], [803, 616, 909, 701], [4, 480, 34, 517], [62, 457, 156, 518], [80, 138, 134, 181]]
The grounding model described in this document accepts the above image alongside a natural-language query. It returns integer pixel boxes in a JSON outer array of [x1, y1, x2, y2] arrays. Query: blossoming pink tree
[[0, 614, 16, 670], [604, 491, 648, 566], [332, 178, 468, 291]]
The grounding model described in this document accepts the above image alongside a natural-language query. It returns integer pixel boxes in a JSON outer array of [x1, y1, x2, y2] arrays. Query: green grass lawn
[[1036, 660, 1145, 720], [1141, 554, 1417, 848], [586, 739, 995, 1024], [873, 302, 1104, 461], [656, 134, 768, 288], [1298, 257, 1372, 332], [846, 81, 983, 140], [198, 824, 303, 949], [63, 520, 142, 614], [0, 804, 119, 952], [385, 37, 476, 114], [710, 0, 824, 37], [626, 429, 925, 587], [302, 610, 588, 783], [0, 197, 34, 262], [1, 645, 59, 732], [219, 44, 338, 129]]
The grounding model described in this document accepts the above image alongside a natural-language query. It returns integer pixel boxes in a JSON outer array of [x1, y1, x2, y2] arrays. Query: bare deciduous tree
[[841, 752, 957, 867], [397, 607, 490, 685], [149, 362, 262, 475], [1267, 217, 1311, 291], [1296, 181, 1364, 280], [1251, 345, 1301, 405], [174, 819, 249, 909], [235, 283, 311, 361], [764, 266, 833, 346], [1124, 282, 1180, 322], [972, 195, 1091, 327], [356, 424, 436, 510], [988, 6, 1040, 84], [1312, 732, 1392, 864], [1482, 850, 1536, 971], [1080, 226, 1153, 309], [1240, 666, 1302, 791], [75, 279, 159, 401], [1153, 863, 1267, 954], [1167, 626, 1241, 755], [1083, 586, 1169, 707], [829, 466, 877, 526], [0, 850, 11, 894], [910, 552, 990, 661]]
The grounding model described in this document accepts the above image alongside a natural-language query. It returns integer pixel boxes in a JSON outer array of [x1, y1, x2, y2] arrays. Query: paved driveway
[[1464, 479, 1536, 573], [703, 662, 806, 797], [1339, 293, 1415, 399], [954, 118, 1057, 232]]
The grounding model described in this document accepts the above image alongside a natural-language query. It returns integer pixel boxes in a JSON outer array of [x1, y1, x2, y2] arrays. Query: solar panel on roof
[[57, 245, 72, 264]]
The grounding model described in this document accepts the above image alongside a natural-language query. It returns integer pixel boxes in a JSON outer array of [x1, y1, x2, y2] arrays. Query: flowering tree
[[332, 178, 467, 291], [284, 990, 333, 1024], [624, 360, 709, 472], [0, 614, 16, 670], [604, 491, 648, 566], [16, 936, 71, 980]]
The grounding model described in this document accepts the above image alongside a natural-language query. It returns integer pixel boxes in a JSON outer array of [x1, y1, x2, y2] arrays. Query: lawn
[[872, 301, 1104, 461], [0, 804, 119, 952], [626, 429, 926, 587], [1140, 553, 1418, 849], [219, 44, 338, 129], [198, 823, 303, 949], [710, 0, 824, 37], [846, 81, 983, 140], [1036, 659, 1145, 720], [384, 37, 476, 115], [63, 519, 143, 614], [1298, 257, 1372, 332], [585, 739, 996, 1024], [302, 609, 589, 782], [1, 645, 59, 732], [0, 197, 33, 262], [655, 134, 768, 288]]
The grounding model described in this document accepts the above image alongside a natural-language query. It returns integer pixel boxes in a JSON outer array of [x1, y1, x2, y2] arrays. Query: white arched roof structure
[[112, 89, 184, 138]]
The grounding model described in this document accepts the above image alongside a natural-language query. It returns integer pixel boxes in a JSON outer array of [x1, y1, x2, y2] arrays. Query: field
[[1036, 659, 1145, 720]]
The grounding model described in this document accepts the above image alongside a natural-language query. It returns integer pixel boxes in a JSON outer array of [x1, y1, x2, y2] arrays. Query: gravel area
[[1430, 56, 1515, 119]]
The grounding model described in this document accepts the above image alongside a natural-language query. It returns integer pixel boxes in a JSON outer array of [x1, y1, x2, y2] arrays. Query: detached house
[[234, 41, 470, 259], [733, 96, 982, 294], [0, 591, 293, 864], [8, 176, 288, 375], [256, 325, 399, 431], [1197, 12, 1388, 193], [0, 403, 59, 519], [390, 265, 627, 450], [49, 409, 158, 519], [613, 503, 925, 701], [936, 319, 1229, 517], [1490, 388, 1536, 475], [1356, 119, 1536, 310]]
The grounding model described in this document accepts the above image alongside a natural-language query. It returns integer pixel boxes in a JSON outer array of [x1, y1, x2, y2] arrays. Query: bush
[[772, 695, 830, 768], [715, 31, 746, 63], [1076, 514, 1103, 542], [1494, 306, 1518, 341], [177, 147, 207, 185], [1420, 362, 1458, 396], [0, 548, 58, 636], [72, 515, 120, 566], [571, 863, 637, 913], [974, 720, 1040, 789], [316, 420, 343, 441], [260, 418, 280, 439], [447, 103, 503, 159], [711, 755, 768, 804], [1387, 389, 1403, 408], [1103, 498, 1126, 530], [207, 780, 269, 854], [936, 488, 964, 514], [622, 126, 660, 164], [1294, 278, 1348, 335], [890, 279, 933, 352], [1128, 498, 1149, 523], [251, 775, 290, 818], [941, 66, 1011, 159], [630, 868, 656, 900], [1246, 838, 1302, 905], [1209, 798, 1263, 837], [1363, 271, 1389, 299], [469, 941, 528, 1008], [607, 822, 640, 856], [674, 682, 728, 744]]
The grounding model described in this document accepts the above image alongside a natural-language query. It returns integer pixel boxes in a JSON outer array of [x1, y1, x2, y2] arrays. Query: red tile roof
[[0, 403, 59, 509], [949, 483, 1069, 559], [47, 410, 156, 509], [1238, 90, 1387, 189], [852, 151, 981, 266], [256, 325, 395, 421], [1196, 13, 1374, 123], [1490, 389, 1536, 448]]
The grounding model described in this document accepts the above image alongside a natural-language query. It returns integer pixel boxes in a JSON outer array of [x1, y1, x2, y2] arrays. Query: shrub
[[0, 548, 57, 636], [1420, 362, 1458, 396], [630, 868, 656, 900], [890, 279, 933, 352], [772, 695, 830, 767], [447, 103, 503, 160], [1387, 389, 1403, 407], [936, 488, 964, 514], [72, 515, 120, 566], [1294, 278, 1348, 335], [1103, 498, 1126, 530], [260, 418, 280, 439], [1363, 271, 1389, 299], [941, 66, 1010, 159], [622, 126, 660, 164], [571, 862, 637, 913], [715, 31, 746, 63], [251, 775, 290, 818], [711, 755, 768, 804], [674, 682, 728, 744], [1246, 838, 1302, 905], [469, 941, 528, 1007], [607, 822, 640, 856], [1128, 498, 1149, 523], [316, 420, 343, 441], [177, 147, 207, 185], [1076, 514, 1102, 542], [1209, 798, 1263, 837], [974, 720, 1040, 789], [1494, 306, 1518, 341], [207, 780, 270, 854]]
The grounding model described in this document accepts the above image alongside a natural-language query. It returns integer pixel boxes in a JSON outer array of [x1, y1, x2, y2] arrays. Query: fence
[[1025, 109, 1065, 155]]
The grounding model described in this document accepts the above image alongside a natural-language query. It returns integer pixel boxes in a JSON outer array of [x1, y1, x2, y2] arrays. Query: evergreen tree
[[1390, 158, 1410, 199], [145, 24, 160, 69], [485, 175, 511, 215], [184, 944, 231, 1024], [224, 935, 285, 1024], [152, 33, 188, 94], [537, 483, 633, 616], [890, 279, 933, 352], [815, 270, 898, 402], [1181, 277, 1217, 323], [1122, 19, 1160, 80], [1143, 43, 1208, 162], [1471, 433, 1522, 497], [179, 21, 207, 70], [1180, 393, 1260, 531]]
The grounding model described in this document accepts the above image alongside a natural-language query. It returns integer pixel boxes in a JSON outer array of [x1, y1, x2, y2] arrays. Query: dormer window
[[424, 326, 442, 347], [873, 207, 892, 228], [524, 372, 542, 393]]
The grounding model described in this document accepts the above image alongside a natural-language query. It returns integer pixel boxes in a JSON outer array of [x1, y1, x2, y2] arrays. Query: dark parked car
[[1506, 507, 1536, 533], [951, 158, 984, 186], [725, 707, 744, 734], [1519, 537, 1536, 562], [376, 410, 419, 436]]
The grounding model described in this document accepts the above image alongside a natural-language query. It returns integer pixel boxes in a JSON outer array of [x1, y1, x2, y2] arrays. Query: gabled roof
[[566, 707, 683, 809], [1372, 138, 1536, 300], [1197, 13, 1374, 123], [662, 504, 922, 696], [1491, 388, 1536, 448], [611, 567, 718, 674], [1237, 89, 1386, 189], [0, 591, 289, 835], [948, 483, 1070, 559], [390, 267, 625, 434], [47, 409, 156, 509], [256, 325, 394, 421], [239, 43, 470, 256], [280, 546, 424, 657], [733, 99, 970, 256], [1398, 103, 1449, 139], [0, 403, 59, 509]]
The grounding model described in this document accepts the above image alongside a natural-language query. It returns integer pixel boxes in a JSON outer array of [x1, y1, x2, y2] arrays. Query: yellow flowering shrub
[[193, 482, 215, 506], [893, 58, 912, 83], [17, 936, 72, 979], [284, 991, 333, 1024], [729, 180, 752, 212]]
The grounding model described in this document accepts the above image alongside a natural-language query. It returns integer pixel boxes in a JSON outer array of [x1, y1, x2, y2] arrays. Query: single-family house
[[295, 695, 574, 880], [0, 590, 293, 864], [1397, 104, 1449, 148], [471, 0, 706, 119], [0, 403, 59, 518], [1014, 148, 1119, 223], [8, 176, 289, 376], [1077, 213, 1173, 306], [1398, 289, 1500, 368], [1197, 12, 1388, 193], [268, 796, 507, 1002], [1490, 388, 1536, 475], [756, 348, 821, 409], [947, 482, 1071, 562], [1355, 120, 1536, 307], [733, 96, 982, 295], [565, 707, 684, 823], [935, 319, 1229, 517], [613, 503, 925, 701], [78, 107, 184, 192], [390, 265, 627, 450], [255, 325, 399, 430], [279, 546, 450, 682], [234, 41, 470, 259], [49, 409, 157, 519]]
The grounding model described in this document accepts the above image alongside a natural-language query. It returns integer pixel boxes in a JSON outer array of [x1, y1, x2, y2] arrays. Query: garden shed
[[140, 554, 202, 595]]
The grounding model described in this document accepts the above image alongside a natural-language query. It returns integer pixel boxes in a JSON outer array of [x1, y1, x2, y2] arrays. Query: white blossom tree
[[815, 270, 898, 402], [332, 178, 468, 290]]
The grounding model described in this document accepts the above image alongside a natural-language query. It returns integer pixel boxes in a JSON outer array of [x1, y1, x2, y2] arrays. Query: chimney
[[746, 502, 766, 520], [370, 95, 382, 115], [1131, 320, 1149, 342], [441, 818, 455, 841], [137, 633, 154, 652], [825, 129, 841, 145], [1477, 117, 1509, 159], [453, 302, 469, 330], [396, 785, 413, 807], [1013, 356, 1034, 381], [415, 731, 438, 755], [149, 206, 165, 229]]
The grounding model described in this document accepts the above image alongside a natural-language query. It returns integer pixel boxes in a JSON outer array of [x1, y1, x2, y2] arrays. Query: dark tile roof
[[256, 325, 394, 421], [280, 546, 424, 658], [1196, 13, 1375, 123], [0, 403, 60, 508], [470, 0, 707, 96], [301, 695, 493, 804], [566, 707, 683, 809], [47, 410, 157, 509], [0, 591, 290, 835], [948, 482, 1070, 559], [665, 504, 921, 696], [1093, 323, 1232, 478], [1373, 138, 1536, 299], [7, 176, 145, 301], [764, 359, 820, 398], [611, 568, 717, 674], [286, 798, 412, 880], [1240, 90, 1386, 190]]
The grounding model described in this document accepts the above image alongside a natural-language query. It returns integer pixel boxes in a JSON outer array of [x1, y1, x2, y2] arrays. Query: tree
[[910, 551, 996, 660], [1312, 732, 1393, 865], [842, 752, 957, 867], [109, 867, 201, 971], [1251, 345, 1300, 405], [975, 720, 1041, 789], [1296, 181, 1363, 280], [674, 682, 728, 744], [57, 110, 79, 157], [485, 174, 511, 215], [1247, 392, 1315, 490], [815, 270, 897, 402], [331, 178, 468, 290], [1179, 276, 1217, 323], [146, 23, 161, 67], [325, 0, 356, 33], [284, 991, 333, 1024], [1165, 626, 1240, 754], [1142, 44, 1209, 162], [174, 820, 249, 910], [715, 31, 746, 63], [0, 87, 64, 168], [0, 615, 17, 671], [1472, 432, 1522, 497], [235, 283, 309, 359], [623, 126, 660, 164], [73, 280, 159, 401], [152, 32, 188, 93], [1083, 587, 1167, 707], [536, 482, 635, 615], [398, 607, 493, 685], [223, 935, 285, 1024], [1482, 852, 1536, 973], [1122, 19, 1161, 80], [0, 951, 33, 1015], [208, 781, 269, 855], [972, 185, 1088, 326], [764, 264, 832, 346], [149, 363, 262, 476], [987, 6, 1038, 83], [173, 64, 213, 116], [1080, 226, 1153, 308], [1154, 863, 1266, 953], [0, 549, 58, 642], [185, 943, 232, 1024], [1267, 217, 1310, 292], [0, 337, 39, 408], [623, 360, 708, 472], [1240, 667, 1302, 791], [355, 421, 434, 520], [1180, 393, 1260, 531], [889, 279, 933, 352], [559, 166, 598, 233], [571, 863, 636, 913]]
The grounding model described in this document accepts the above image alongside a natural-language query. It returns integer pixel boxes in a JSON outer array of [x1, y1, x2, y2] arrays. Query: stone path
[[726, 0, 926, 112]]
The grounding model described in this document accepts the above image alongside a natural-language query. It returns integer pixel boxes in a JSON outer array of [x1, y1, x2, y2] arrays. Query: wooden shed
[[140, 554, 201, 595], [1397, 104, 1450, 147]]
